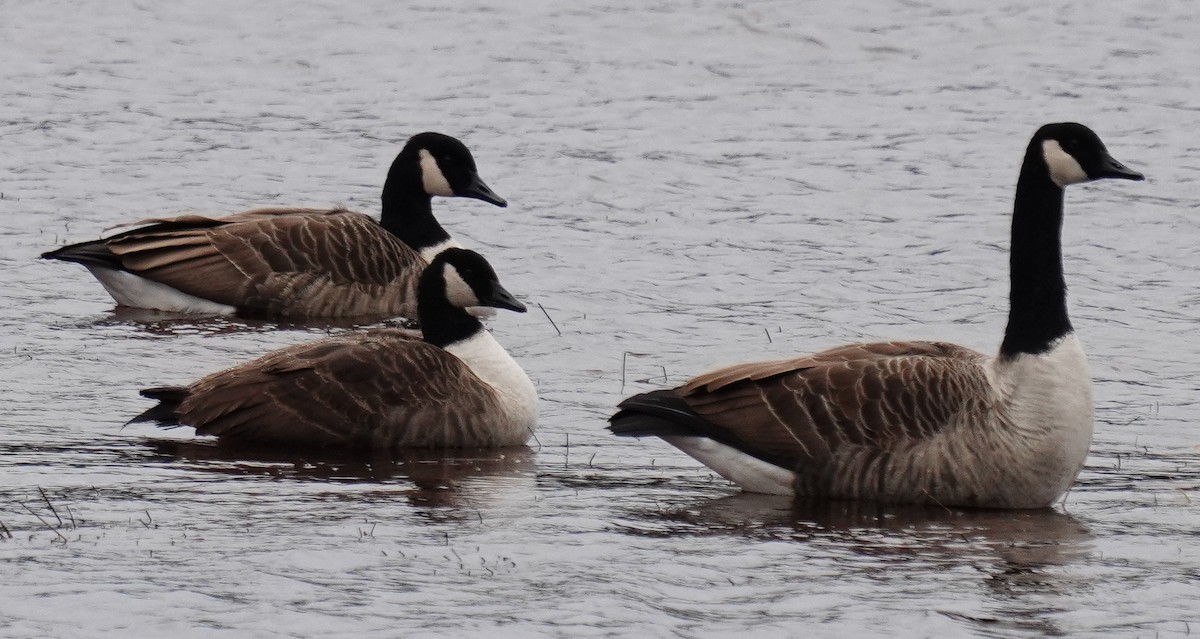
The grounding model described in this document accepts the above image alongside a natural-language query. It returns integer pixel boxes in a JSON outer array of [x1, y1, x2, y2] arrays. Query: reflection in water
[[144, 439, 535, 513], [628, 492, 1093, 638], [78, 306, 417, 338]]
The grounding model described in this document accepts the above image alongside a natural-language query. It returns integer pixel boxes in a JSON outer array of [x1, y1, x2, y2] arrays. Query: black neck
[[379, 171, 452, 253], [999, 146, 1073, 358], [417, 273, 483, 349]]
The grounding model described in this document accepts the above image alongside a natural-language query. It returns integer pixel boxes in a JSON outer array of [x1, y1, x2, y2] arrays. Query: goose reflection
[[144, 439, 535, 512], [651, 493, 1089, 548], [78, 306, 416, 338], [628, 492, 1092, 637]]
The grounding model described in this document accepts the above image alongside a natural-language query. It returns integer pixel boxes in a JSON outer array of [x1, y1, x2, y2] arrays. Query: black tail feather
[[610, 389, 792, 471], [41, 240, 123, 270], [126, 386, 189, 427], [608, 389, 712, 438]]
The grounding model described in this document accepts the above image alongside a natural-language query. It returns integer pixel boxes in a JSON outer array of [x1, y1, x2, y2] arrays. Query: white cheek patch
[[1042, 140, 1089, 188], [419, 149, 454, 197], [443, 264, 479, 308]]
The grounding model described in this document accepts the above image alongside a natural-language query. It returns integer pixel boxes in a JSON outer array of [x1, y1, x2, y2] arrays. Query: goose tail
[[41, 240, 123, 270], [609, 389, 798, 495], [608, 389, 708, 438], [126, 386, 190, 428]]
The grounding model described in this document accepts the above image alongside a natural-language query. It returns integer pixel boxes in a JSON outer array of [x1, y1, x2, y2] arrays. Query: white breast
[[444, 330, 538, 438], [419, 238, 465, 263], [87, 266, 237, 315], [987, 333, 1094, 503]]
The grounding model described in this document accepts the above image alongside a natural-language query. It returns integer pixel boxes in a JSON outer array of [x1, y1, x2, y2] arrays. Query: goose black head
[[393, 132, 507, 207], [1032, 122, 1144, 188], [432, 248, 526, 313]]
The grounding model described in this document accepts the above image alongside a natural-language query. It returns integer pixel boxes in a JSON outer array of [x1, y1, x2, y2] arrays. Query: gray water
[[3, 1, 1199, 637]]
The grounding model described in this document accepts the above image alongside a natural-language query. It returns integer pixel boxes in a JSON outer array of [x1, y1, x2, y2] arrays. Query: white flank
[[419, 149, 454, 197], [88, 267, 237, 314], [661, 435, 796, 495], [445, 330, 539, 440], [1042, 140, 1089, 188]]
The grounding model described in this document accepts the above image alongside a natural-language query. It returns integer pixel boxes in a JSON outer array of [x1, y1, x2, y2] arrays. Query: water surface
[[2, 1, 1199, 637]]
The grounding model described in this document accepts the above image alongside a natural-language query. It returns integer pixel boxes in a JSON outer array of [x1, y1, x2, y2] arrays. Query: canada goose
[[609, 123, 1144, 509], [129, 248, 537, 449], [41, 132, 507, 318]]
